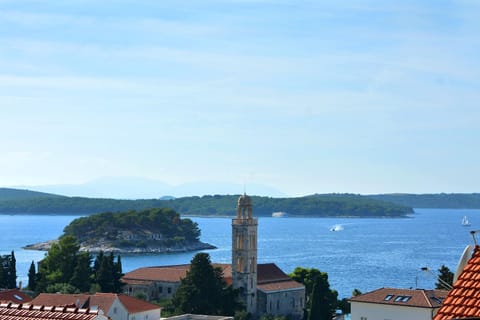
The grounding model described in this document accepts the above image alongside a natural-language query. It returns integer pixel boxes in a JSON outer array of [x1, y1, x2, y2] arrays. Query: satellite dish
[[454, 245, 472, 283]]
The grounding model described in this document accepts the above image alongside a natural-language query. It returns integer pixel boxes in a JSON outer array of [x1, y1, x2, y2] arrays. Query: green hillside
[[369, 193, 480, 209], [0, 189, 412, 217], [0, 188, 65, 201]]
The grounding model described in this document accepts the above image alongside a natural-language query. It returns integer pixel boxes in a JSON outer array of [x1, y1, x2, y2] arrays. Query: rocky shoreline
[[23, 240, 216, 254]]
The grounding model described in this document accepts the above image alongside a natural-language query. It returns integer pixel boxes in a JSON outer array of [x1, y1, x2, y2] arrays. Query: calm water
[[1, 208, 478, 298]]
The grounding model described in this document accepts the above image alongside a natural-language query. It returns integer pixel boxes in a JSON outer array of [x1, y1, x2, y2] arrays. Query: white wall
[[129, 309, 161, 320], [106, 299, 129, 320], [350, 302, 434, 320]]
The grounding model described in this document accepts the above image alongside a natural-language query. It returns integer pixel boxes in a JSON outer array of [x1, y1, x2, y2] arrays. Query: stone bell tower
[[232, 193, 258, 315]]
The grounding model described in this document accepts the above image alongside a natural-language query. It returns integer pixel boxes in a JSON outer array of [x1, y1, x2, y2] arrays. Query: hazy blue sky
[[1, 0, 479, 196]]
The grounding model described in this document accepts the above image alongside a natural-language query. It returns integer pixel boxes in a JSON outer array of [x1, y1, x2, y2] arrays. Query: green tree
[[352, 288, 362, 297], [95, 252, 115, 292], [28, 261, 36, 291], [290, 267, 337, 320], [92, 252, 123, 293], [7, 251, 16, 288], [0, 256, 4, 288], [309, 275, 335, 320], [35, 235, 96, 293], [172, 253, 241, 315], [436, 265, 454, 290], [70, 252, 92, 292], [46, 282, 80, 294], [0, 252, 17, 289], [113, 255, 124, 293]]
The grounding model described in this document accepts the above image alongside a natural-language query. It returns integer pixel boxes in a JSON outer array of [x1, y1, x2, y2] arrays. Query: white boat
[[462, 216, 471, 226], [330, 224, 344, 232], [272, 212, 287, 218]]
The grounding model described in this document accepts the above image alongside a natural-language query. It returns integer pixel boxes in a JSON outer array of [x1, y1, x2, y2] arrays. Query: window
[[113, 307, 117, 314], [159, 286, 163, 293], [394, 295, 411, 302], [361, 317, 368, 320], [384, 294, 394, 301], [167, 287, 172, 294], [277, 300, 280, 310]]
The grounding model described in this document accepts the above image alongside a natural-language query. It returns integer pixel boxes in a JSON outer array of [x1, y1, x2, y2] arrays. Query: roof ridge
[[420, 289, 433, 308]]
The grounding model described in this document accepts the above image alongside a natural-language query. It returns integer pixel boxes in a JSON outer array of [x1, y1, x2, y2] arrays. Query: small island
[[24, 207, 215, 253]]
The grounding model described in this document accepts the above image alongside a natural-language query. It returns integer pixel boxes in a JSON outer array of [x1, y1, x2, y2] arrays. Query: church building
[[122, 194, 305, 319]]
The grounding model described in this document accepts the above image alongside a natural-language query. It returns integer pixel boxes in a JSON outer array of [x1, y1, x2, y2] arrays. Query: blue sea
[[1, 208, 478, 298]]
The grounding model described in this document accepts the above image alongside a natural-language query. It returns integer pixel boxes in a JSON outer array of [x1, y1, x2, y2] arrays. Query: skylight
[[13, 294, 23, 301], [394, 295, 412, 302], [384, 294, 394, 301]]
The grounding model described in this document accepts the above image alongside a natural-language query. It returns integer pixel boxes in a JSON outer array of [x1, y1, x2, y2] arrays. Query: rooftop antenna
[[470, 230, 479, 246]]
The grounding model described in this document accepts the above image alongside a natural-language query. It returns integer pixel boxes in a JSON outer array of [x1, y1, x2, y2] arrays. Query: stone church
[[123, 194, 305, 319]]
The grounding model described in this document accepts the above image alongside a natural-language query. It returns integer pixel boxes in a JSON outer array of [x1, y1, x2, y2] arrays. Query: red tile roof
[[31, 293, 89, 308], [257, 263, 304, 293], [32, 293, 160, 314], [123, 264, 191, 282], [0, 289, 33, 304], [257, 280, 305, 292], [117, 294, 161, 313], [122, 263, 232, 283], [350, 288, 447, 308], [434, 245, 480, 320], [0, 302, 104, 320], [257, 263, 291, 284], [122, 262, 303, 293]]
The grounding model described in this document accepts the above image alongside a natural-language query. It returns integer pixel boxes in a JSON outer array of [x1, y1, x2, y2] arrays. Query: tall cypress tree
[[28, 261, 36, 291], [71, 252, 92, 292], [6, 251, 16, 289], [0, 255, 5, 288], [308, 274, 335, 320], [113, 255, 124, 293]]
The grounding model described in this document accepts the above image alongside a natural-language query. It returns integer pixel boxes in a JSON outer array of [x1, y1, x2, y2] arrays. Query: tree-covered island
[[24, 207, 215, 254]]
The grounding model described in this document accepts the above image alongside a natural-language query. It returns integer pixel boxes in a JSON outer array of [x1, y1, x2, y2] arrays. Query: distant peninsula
[[0, 188, 413, 217], [24, 207, 215, 254]]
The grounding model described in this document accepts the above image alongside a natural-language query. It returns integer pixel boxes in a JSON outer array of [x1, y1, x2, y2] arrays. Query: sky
[[1, 0, 479, 197]]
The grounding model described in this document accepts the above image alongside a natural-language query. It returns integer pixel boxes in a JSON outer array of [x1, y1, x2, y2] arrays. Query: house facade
[[123, 194, 305, 319], [31, 292, 161, 320], [350, 288, 447, 320]]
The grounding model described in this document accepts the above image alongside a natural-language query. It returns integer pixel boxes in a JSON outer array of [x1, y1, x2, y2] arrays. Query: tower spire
[[232, 193, 258, 315]]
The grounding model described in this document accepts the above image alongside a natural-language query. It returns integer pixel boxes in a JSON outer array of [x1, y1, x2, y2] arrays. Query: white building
[[349, 288, 447, 320], [32, 292, 161, 320]]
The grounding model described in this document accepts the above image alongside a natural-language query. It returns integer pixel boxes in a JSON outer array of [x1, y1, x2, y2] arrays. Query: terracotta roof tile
[[257, 263, 290, 283], [350, 288, 448, 308], [434, 245, 480, 320], [257, 280, 305, 292], [122, 263, 232, 283], [32, 293, 160, 315], [117, 294, 160, 313], [0, 303, 104, 320], [32, 293, 89, 308]]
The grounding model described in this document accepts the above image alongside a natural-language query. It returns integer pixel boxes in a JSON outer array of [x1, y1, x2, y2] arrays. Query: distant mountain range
[[10, 177, 286, 199]]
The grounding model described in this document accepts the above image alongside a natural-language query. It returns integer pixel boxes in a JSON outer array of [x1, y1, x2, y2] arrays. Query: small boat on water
[[272, 212, 287, 218], [330, 224, 344, 232], [462, 216, 471, 226]]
